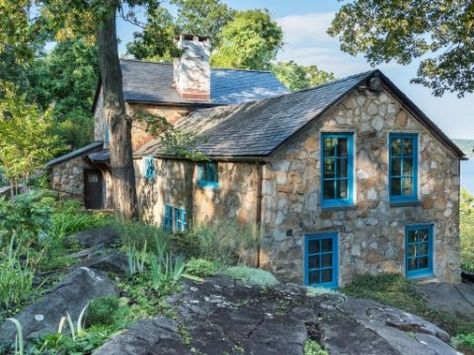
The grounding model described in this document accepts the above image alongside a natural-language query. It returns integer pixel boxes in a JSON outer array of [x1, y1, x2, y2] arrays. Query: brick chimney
[[173, 34, 211, 101]]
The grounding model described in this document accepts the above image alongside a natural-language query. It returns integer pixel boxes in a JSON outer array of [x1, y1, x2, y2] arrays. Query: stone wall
[[135, 158, 259, 228], [260, 87, 461, 285], [50, 156, 95, 197]]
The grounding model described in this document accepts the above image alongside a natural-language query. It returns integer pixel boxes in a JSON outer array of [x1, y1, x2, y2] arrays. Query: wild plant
[[6, 318, 24, 355], [126, 241, 148, 275], [57, 303, 89, 341], [149, 253, 185, 290]]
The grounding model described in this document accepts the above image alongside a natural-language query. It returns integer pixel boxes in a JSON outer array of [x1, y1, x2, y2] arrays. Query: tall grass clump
[[182, 220, 258, 266], [0, 235, 36, 312], [118, 219, 167, 253]]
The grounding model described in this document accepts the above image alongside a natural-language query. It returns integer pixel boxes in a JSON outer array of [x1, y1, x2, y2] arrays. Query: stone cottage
[[48, 35, 464, 287]]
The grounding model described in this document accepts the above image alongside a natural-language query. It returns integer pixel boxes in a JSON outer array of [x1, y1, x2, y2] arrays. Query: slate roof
[[136, 69, 464, 159], [47, 141, 103, 167], [119, 59, 289, 106]]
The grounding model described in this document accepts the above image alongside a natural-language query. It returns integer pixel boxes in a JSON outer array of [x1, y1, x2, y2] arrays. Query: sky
[[116, 0, 474, 140]]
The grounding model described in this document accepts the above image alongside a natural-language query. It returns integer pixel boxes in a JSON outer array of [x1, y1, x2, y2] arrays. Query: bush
[[185, 258, 217, 278], [460, 189, 474, 272], [184, 220, 257, 266], [452, 333, 474, 349], [85, 296, 120, 327], [304, 340, 328, 355], [118, 219, 167, 254], [223, 266, 279, 287]]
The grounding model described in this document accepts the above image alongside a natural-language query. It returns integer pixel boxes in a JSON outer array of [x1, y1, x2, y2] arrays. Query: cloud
[[277, 12, 335, 45]]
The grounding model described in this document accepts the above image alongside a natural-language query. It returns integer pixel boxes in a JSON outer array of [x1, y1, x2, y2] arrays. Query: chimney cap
[[177, 34, 210, 42]]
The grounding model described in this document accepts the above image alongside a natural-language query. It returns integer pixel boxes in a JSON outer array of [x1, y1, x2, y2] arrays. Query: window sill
[[406, 272, 434, 280], [390, 200, 421, 207], [321, 204, 356, 212]]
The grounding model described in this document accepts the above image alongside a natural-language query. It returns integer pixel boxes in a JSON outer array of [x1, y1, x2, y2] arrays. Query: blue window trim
[[304, 232, 339, 289], [389, 133, 419, 203], [320, 133, 354, 209], [143, 156, 156, 181], [405, 224, 434, 279], [163, 205, 187, 232], [197, 162, 219, 189]]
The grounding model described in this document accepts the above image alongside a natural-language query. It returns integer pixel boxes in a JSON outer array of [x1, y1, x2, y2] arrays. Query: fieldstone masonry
[[51, 156, 90, 196], [133, 85, 461, 286], [260, 88, 460, 285]]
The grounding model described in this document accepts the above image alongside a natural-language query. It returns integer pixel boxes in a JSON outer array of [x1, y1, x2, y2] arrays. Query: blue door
[[304, 233, 338, 288], [405, 224, 434, 279]]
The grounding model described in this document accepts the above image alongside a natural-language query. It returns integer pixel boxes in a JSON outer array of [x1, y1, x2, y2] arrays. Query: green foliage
[[150, 253, 185, 290], [212, 9, 283, 70], [272, 61, 337, 92], [328, 0, 474, 97], [343, 273, 474, 335], [0, 236, 35, 312], [223, 266, 279, 288], [185, 258, 217, 278], [0, 83, 62, 189], [28, 39, 98, 150], [85, 297, 120, 327], [304, 340, 328, 355], [460, 188, 474, 272], [184, 220, 257, 265], [452, 332, 474, 350], [118, 218, 168, 254]]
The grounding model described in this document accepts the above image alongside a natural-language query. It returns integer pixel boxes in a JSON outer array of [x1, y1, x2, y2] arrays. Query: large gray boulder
[[73, 226, 120, 249], [94, 276, 459, 355], [0, 267, 118, 349]]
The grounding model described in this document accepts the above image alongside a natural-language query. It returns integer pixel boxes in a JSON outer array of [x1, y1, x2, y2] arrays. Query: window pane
[[337, 158, 348, 178], [403, 139, 413, 156], [403, 158, 413, 177], [309, 271, 320, 284], [391, 178, 401, 196], [308, 240, 320, 254], [418, 243, 428, 256], [321, 254, 333, 268], [408, 230, 417, 243], [418, 229, 429, 242], [337, 138, 348, 156], [391, 138, 402, 156], [391, 158, 401, 176], [407, 244, 416, 258], [336, 179, 348, 199], [308, 256, 319, 269], [323, 181, 336, 199], [418, 257, 429, 269], [321, 269, 333, 283], [407, 257, 417, 271], [321, 238, 333, 252], [324, 158, 335, 178], [323, 138, 336, 157], [402, 177, 413, 196]]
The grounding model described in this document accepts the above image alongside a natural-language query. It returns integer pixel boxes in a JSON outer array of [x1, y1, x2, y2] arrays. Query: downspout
[[256, 161, 264, 268]]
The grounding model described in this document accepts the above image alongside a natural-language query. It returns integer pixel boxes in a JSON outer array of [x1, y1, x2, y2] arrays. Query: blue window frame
[[143, 156, 155, 181], [405, 224, 433, 279], [304, 233, 339, 288], [389, 133, 418, 203], [321, 133, 354, 208], [163, 205, 187, 232], [164, 205, 173, 232], [198, 162, 218, 188]]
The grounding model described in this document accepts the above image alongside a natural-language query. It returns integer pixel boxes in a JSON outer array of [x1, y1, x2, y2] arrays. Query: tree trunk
[[96, 5, 138, 219]]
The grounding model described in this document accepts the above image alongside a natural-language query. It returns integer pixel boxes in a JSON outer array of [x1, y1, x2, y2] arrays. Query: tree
[[35, 0, 157, 218], [272, 61, 336, 92], [29, 39, 99, 149], [127, 0, 235, 60], [328, 1, 474, 97], [211, 9, 283, 70], [0, 84, 60, 194]]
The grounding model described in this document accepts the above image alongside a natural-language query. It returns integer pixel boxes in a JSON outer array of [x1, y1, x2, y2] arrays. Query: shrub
[[452, 333, 474, 349], [460, 189, 474, 272], [150, 253, 185, 291], [304, 340, 328, 355], [223, 266, 279, 287], [185, 220, 257, 266], [85, 297, 120, 327], [185, 258, 217, 278], [118, 219, 167, 254]]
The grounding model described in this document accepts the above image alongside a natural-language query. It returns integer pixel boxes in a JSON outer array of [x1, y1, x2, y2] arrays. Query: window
[[305, 233, 338, 288], [198, 162, 218, 188], [143, 156, 155, 181], [389, 133, 418, 203], [321, 133, 354, 208], [163, 205, 187, 232], [405, 224, 433, 279]]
